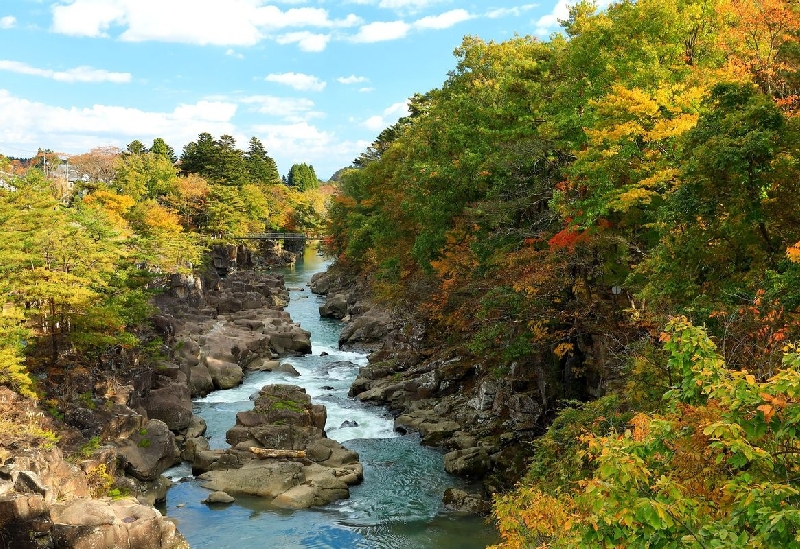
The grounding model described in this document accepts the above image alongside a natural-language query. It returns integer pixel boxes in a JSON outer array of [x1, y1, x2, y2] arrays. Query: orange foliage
[[717, 0, 800, 95]]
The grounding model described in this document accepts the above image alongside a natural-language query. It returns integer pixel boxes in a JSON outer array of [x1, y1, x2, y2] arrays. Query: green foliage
[[245, 137, 281, 186], [287, 163, 319, 191], [180, 133, 278, 188], [492, 318, 800, 548], [268, 399, 305, 413], [78, 436, 101, 458]]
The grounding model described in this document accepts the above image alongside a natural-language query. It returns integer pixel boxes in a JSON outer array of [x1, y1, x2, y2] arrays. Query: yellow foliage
[[786, 242, 800, 263], [85, 463, 114, 498], [554, 342, 575, 359], [645, 113, 699, 141], [490, 486, 580, 549], [610, 187, 659, 211]]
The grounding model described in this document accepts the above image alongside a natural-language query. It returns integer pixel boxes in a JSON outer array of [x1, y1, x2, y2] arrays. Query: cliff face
[[0, 246, 308, 548], [0, 387, 189, 549], [311, 265, 568, 509]]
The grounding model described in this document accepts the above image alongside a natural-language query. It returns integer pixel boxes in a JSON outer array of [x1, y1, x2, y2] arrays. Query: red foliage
[[548, 227, 589, 250]]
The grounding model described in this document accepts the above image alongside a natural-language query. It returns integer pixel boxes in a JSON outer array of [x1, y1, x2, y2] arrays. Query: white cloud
[[378, 0, 445, 11], [413, 9, 472, 30], [0, 60, 131, 83], [0, 16, 17, 29], [351, 21, 410, 43], [337, 75, 368, 85], [250, 121, 368, 176], [240, 95, 322, 122], [172, 100, 237, 122], [265, 72, 326, 92], [534, 0, 614, 36], [0, 89, 237, 155], [51, 1, 360, 47], [359, 87, 374, 93], [362, 100, 409, 131], [486, 5, 538, 19], [225, 49, 244, 59], [275, 31, 330, 52]]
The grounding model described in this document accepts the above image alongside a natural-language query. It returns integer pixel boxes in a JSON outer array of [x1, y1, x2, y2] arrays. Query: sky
[[0, 0, 585, 180]]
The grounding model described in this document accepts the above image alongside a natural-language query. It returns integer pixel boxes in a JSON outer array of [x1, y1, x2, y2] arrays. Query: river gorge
[[163, 247, 499, 548]]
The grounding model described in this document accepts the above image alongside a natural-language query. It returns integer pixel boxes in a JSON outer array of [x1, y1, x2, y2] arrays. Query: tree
[[150, 137, 176, 163], [245, 137, 281, 186], [114, 151, 179, 201], [637, 83, 797, 312], [69, 146, 121, 184], [125, 139, 148, 156], [491, 318, 800, 549], [286, 163, 319, 191], [0, 170, 130, 365], [179, 133, 248, 186]]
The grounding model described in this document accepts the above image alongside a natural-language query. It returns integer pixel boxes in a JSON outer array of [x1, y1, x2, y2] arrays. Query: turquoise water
[[164, 247, 499, 548]]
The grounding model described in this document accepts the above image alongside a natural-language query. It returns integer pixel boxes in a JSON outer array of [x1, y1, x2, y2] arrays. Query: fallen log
[[249, 447, 307, 460]]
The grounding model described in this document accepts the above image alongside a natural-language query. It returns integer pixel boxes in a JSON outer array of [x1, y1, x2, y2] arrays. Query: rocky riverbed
[[0, 247, 365, 548], [312, 265, 544, 512]]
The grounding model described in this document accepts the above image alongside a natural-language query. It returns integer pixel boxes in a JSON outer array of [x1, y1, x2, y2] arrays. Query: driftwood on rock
[[249, 447, 307, 460]]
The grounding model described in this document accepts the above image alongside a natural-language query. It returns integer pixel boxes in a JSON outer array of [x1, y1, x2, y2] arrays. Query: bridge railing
[[239, 232, 322, 241]]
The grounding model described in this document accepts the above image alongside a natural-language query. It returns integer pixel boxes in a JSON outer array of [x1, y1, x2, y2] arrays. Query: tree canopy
[[324, 0, 800, 544]]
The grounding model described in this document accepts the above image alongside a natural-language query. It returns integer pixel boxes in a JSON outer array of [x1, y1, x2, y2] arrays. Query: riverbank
[[165, 247, 499, 549], [312, 260, 543, 508]]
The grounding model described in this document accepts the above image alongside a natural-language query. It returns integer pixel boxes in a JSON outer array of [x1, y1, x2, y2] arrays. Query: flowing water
[[164, 246, 499, 548]]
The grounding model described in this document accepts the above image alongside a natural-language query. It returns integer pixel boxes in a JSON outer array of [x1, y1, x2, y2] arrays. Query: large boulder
[[338, 309, 392, 351], [143, 382, 193, 432], [198, 461, 304, 498], [443, 447, 491, 478], [308, 272, 332, 295], [204, 357, 244, 390], [115, 420, 180, 482], [50, 497, 189, 549], [319, 293, 348, 319]]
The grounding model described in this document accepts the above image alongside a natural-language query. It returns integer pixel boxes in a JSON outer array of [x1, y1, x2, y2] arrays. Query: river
[[163, 246, 499, 549]]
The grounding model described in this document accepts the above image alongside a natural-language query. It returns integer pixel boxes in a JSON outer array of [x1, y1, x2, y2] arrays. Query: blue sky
[[0, 0, 589, 179]]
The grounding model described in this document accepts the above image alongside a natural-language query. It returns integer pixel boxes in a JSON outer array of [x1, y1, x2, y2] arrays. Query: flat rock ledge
[[193, 384, 362, 509]]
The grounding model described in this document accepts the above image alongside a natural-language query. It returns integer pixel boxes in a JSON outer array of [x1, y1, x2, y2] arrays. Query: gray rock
[[14, 471, 48, 497], [443, 447, 491, 478], [319, 293, 348, 319], [443, 487, 491, 515], [275, 363, 301, 376], [199, 461, 304, 498], [189, 364, 214, 396], [205, 357, 244, 390], [116, 419, 181, 482], [202, 491, 235, 504], [184, 415, 207, 440], [144, 383, 193, 432]]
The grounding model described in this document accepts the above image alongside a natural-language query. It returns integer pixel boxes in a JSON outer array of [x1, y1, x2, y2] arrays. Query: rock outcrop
[[193, 384, 362, 509], [0, 445, 188, 549], [162, 270, 312, 398], [310, 266, 546, 511]]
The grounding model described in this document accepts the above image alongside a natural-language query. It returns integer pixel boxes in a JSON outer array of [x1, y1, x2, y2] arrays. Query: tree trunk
[[249, 447, 307, 460]]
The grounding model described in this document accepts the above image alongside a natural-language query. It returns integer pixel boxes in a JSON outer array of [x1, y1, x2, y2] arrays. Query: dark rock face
[[319, 293, 348, 319], [310, 265, 548, 512]]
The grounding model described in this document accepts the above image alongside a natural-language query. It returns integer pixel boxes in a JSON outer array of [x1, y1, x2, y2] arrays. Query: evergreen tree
[[245, 137, 281, 186], [150, 137, 176, 163], [286, 163, 319, 191]]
